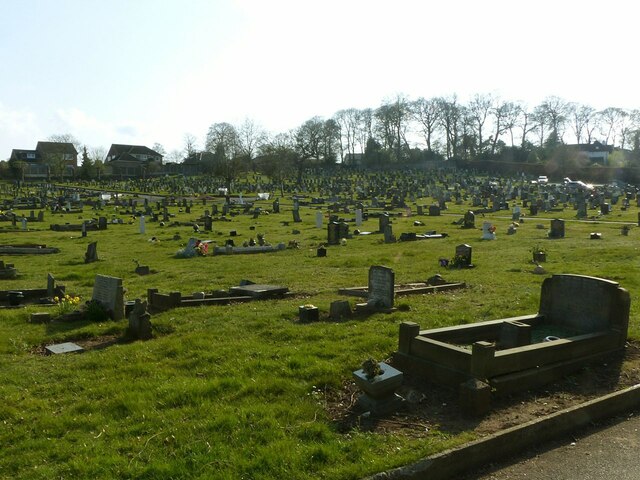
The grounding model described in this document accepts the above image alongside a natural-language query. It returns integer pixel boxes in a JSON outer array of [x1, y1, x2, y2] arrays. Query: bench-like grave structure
[[394, 274, 630, 415], [339, 274, 465, 299], [147, 284, 291, 312], [0, 273, 66, 308], [0, 244, 60, 254]]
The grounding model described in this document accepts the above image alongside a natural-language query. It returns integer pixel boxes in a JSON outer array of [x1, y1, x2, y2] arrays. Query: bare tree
[[568, 103, 596, 144], [437, 96, 463, 160], [236, 118, 267, 167], [467, 93, 493, 153], [412, 97, 441, 153], [183, 133, 199, 157], [375, 95, 412, 162], [598, 107, 627, 146], [491, 100, 521, 150], [334, 108, 359, 163]]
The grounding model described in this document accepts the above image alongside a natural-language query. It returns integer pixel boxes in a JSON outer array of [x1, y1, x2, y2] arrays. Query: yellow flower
[[53, 296, 59, 303]]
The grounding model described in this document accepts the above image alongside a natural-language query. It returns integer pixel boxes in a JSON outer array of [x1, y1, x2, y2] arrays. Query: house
[[181, 151, 216, 176], [9, 142, 77, 179], [569, 141, 614, 165], [105, 144, 163, 178]]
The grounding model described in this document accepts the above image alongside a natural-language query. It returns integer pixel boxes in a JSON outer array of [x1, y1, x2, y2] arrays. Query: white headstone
[[21, 218, 27, 230], [315, 211, 323, 228], [482, 221, 496, 240], [355, 209, 363, 226], [139, 215, 146, 234]]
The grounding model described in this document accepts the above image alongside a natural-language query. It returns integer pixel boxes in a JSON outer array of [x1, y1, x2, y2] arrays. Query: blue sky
[[1, 0, 638, 159]]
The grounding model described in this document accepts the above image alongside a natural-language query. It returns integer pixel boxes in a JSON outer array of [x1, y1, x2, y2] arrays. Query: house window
[[26, 153, 35, 159]]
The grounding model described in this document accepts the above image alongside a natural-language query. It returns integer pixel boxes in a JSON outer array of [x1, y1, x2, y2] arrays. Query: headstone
[[416, 205, 423, 216], [455, 244, 472, 267], [315, 210, 323, 228], [45, 342, 84, 355], [481, 222, 496, 240], [329, 300, 351, 321], [21, 218, 27, 230], [128, 299, 152, 340], [355, 209, 363, 226], [37, 211, 44, 222], [81, 222, 87, 237], [378, 214, 390, 233], [327, 222, 339, 245], [292, 209, 301, 223], [317, 245, 327, 257], [384, 224, 395, 243], [98, 217, 107, 230], [47, 273, 55, 297], [601, 203, 611, 215], [549, 219, 565, 239], [429, 205, 440, 216], [91, 274, 125, 320], [84, 241, 98, 263], [463, 210, 475, 228], [511, 206, 521, 222], [203, 215, 212, 232], [367, 266, 395, 309]]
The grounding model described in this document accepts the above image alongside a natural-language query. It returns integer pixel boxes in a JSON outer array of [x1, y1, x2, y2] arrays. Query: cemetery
[[2, 171, 640, 479]]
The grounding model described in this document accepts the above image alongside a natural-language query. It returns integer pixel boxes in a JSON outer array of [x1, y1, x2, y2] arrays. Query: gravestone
[[549, 219, 565, 239], [601, 203, 611, 215], [84, 242, 98, 263], [416, 205, 423, 216], [47, 273, 55, 297], [128, 299, 152, 340], [317, 245, 327, 257], [203, 215, 212, 232], [92, 274, 125, 320], [384, 224, 395, 243], [315, 210, 323, 228], [367, 265, 395, 309], [98, 217, 107, 230], [292, 209, 301, 223], [511, 206, 521, 221], [463, 210, 475, 228], [272, 199, 280, 213], [37, 211, 44, 222], [429, 205, 441, 216], [378, 214, 390, 233], [45, 342, 84, 355], [21, 218, 27, 230], [481, 222, 496, 240], [139, 215, 145, 234], [81, 222, 87, 237], [327, 222, 339, 245], [455, 244, 473, 267], [355, 209, 363, 226]]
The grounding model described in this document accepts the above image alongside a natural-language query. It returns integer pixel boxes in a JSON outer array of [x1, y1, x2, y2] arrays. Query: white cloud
[[0, 103, 42, 156]]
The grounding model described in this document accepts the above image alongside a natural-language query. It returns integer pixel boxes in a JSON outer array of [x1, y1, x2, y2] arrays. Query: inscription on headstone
[[368, 265, 395, 309], [92, 274, 125, 320]]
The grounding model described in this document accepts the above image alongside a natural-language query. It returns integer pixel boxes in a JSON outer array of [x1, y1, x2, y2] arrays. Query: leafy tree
[[79, 146, 95, 179]]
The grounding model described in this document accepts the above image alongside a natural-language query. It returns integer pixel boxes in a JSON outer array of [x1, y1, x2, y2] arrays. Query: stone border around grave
[[363, 383, 640, 480]]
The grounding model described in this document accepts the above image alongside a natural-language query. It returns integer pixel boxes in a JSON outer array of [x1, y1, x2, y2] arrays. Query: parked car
[[537, 175, 549, 185], [563, 177, 593, 191]]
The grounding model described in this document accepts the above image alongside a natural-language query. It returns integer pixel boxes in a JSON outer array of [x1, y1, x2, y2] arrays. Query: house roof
[[570, 141, 614, 153], [36, 141, 78, 155], [107, 144, 163, 158], [10, 149, 42, 163]]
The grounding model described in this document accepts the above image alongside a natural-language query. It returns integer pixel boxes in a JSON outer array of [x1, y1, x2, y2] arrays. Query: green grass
[[0, 186, 639, 479]]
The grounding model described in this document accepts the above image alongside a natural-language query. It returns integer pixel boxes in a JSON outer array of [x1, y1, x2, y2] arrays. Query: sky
[[1, 0, 639, 160]]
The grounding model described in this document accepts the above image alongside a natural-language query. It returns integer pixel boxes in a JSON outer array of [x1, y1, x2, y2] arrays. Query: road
[[463, 411, 640, 479]]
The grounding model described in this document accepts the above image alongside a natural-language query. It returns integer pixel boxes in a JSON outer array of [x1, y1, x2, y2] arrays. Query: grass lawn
[[1, 184, 639, 479]]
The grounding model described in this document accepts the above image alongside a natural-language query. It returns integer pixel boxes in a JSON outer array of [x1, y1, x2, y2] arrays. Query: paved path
[[463, 411, 640, 479]]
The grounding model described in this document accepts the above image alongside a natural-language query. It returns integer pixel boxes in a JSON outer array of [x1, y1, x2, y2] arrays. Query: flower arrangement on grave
[[195, 240, 208, 256], [361, 358, 383, 380], [488, 224, 496, 234], [54, 294, 81, 315], [449, 254, 468, 268]]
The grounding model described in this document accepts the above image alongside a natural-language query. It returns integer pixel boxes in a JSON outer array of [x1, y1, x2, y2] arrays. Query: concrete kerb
[[364, 383, 640, 480]]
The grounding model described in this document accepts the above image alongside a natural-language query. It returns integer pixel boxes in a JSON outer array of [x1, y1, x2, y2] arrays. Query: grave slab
[[45, 342, 84, 355]]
